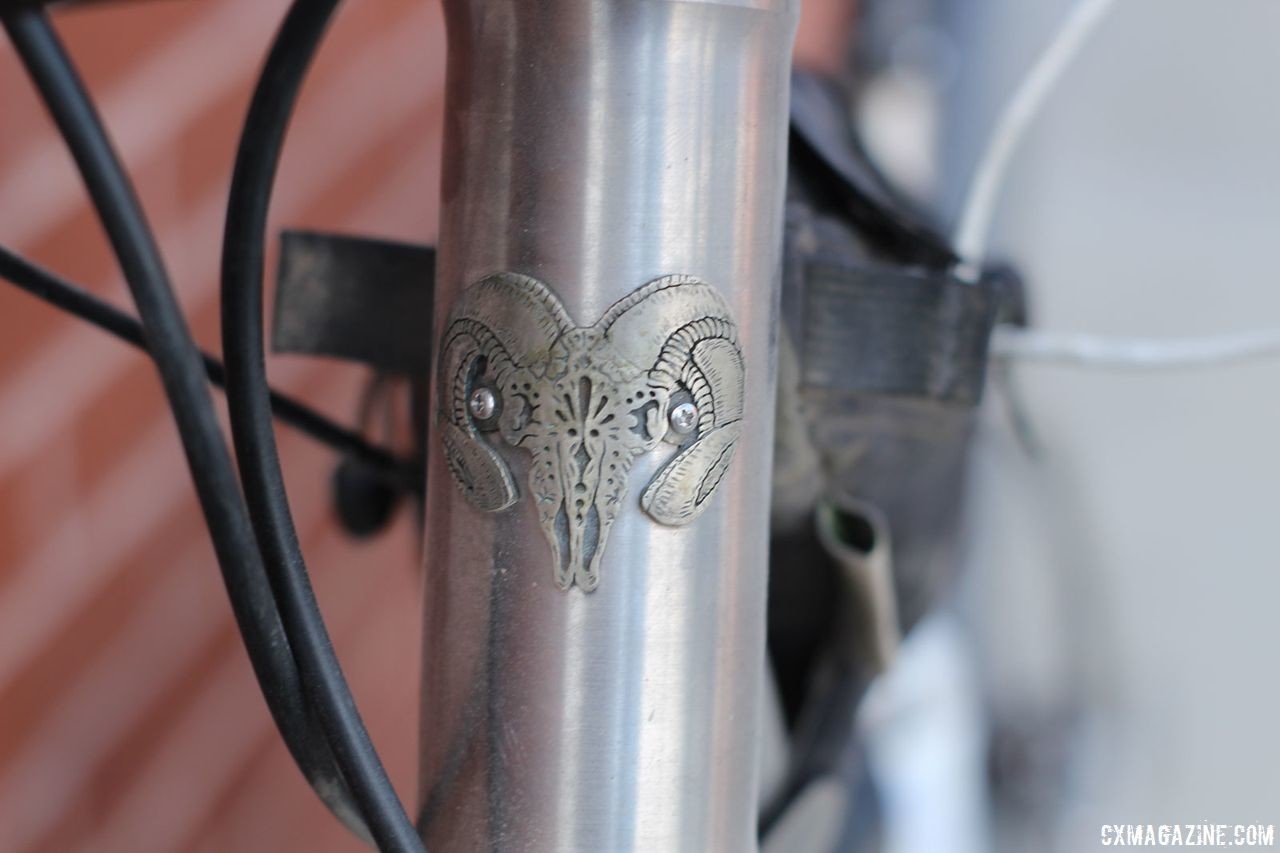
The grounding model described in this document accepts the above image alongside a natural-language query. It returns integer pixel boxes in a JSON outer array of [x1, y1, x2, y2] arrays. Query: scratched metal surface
[[420, 1, 797, 850]]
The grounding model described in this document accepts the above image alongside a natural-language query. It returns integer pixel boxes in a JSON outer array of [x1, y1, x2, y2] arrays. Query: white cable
[[990, 325, 1280, 370], [953, 0, 1119, 279], [953, 2, 1280, 372]]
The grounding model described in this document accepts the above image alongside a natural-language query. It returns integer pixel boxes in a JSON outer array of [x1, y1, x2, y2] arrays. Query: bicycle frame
[[419, 1, 798, 848]]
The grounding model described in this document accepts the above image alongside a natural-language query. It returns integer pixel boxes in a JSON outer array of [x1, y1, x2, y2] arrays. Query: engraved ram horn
[[437, 273, 571, 512], [439, 272, 744, 593], [598, 275, 746, 526]]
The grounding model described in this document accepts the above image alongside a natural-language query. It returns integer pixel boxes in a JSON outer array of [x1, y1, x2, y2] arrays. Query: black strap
[[272, 230, 435, 375], [801, 261, 1000, 406]]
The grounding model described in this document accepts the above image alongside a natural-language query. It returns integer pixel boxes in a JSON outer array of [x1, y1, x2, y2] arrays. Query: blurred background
[[0, 2, 442, 850], [855, 1, 1280, 851], [1, 0, 1278, 851]]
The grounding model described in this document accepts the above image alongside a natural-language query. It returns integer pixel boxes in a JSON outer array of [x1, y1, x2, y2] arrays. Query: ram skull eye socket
[[437, 272, 744, 591]]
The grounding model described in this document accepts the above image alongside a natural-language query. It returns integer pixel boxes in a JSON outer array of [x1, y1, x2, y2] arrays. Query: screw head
[[469, 387, 497, 421], [668, 401, 698, 435]]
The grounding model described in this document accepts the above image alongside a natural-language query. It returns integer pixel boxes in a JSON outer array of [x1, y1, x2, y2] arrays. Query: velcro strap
[[272, 230, 435, 375], [801, 261, 998, 406]]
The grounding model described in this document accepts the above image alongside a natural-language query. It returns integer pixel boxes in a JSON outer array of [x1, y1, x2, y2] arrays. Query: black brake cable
[[0, 246, 419, 494], [219, 1, 425, 850], [0, 7, 377, 844]]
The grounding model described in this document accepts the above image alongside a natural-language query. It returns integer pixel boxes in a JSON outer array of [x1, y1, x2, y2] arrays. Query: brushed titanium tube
[[420, 2, 798, 850]]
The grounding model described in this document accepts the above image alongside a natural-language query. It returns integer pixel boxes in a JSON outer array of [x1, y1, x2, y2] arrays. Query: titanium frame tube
[[420, 2, 798, 849]]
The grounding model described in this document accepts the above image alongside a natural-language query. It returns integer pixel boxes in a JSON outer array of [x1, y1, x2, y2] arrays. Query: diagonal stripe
[[0, 371, 370, 850], [0, 0, 278, 250], [0, 1, 445, 482], [0, 128, 440, 697], [84, 526, 419, 853]]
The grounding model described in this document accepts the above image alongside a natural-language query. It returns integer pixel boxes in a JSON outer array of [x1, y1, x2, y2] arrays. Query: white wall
[[948, 0, 1280, 843]]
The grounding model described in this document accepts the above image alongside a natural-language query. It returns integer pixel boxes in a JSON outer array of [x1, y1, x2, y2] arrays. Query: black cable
[[0, 8, 370, 840], [220, 1, 424, 850], [0, 246, 419, 494]]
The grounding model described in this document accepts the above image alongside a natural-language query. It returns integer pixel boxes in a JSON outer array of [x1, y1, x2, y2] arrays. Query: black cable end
[[333, 456, 402, 539]]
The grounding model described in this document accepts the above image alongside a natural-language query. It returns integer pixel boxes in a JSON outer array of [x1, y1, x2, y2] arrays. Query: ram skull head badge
[[438, 273, 745, 592]]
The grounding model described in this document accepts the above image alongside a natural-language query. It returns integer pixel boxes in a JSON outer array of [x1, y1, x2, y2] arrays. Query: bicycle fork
[[419, 1, 798, 848]]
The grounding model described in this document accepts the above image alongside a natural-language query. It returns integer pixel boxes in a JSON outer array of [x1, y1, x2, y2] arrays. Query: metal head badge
[[438, 273, 745, 591]]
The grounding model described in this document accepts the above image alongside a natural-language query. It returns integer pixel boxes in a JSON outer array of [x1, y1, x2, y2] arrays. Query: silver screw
[[668, 401, 698, 435], [469, 387, 497, 421]]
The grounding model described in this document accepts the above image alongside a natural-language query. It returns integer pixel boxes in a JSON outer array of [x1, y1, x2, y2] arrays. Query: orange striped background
[[0, 1, 444, 850]]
